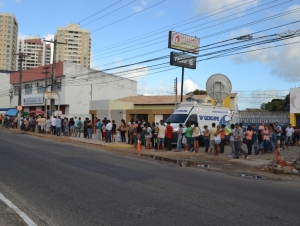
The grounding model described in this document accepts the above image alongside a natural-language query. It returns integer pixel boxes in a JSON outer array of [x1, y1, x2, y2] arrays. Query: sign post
[[168, 31, 199, 103]]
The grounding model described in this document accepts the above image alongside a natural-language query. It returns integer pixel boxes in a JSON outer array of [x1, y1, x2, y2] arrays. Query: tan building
[[0, 13, 18, 70], [55, 24, 91, 68], [17, 36, 51, 70]]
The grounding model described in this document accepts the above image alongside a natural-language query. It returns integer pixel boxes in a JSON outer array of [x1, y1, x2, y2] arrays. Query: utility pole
[[43, 39, 66, 116], [14, 52, 28, 116], [42, 65, 50, 117], [174, 77, 177, 109]]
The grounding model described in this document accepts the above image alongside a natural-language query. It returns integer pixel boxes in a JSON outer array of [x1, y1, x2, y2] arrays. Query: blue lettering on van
[[176, 110, 188, 112], [199, 115, 220, 121]]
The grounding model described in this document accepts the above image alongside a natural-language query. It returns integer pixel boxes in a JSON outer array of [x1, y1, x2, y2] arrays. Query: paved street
[[0, 129, 300, 226]]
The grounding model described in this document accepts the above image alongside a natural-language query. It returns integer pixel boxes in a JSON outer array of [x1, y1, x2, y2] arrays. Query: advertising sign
[[170, 52, 196, 69], [290, 88, 300, 113], [24, 96, 44, 105], [44, 91, 58, 100], [168, 31, 200, 54]]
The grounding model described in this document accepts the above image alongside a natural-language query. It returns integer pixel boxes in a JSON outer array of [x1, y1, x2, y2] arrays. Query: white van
[[165, 102, 234, 142]]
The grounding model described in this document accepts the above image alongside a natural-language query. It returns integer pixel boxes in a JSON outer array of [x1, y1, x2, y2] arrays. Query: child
[[257, 130, 264, 155]]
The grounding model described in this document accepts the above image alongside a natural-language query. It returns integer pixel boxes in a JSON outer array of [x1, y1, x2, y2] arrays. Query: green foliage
[[260, 94, 290, 111], [187, 89, 207, 95]]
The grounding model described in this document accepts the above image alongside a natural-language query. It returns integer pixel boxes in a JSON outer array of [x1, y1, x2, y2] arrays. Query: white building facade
[[9, 62, 137, 117], [0, 71, 12, 109], [16, 36, 51, 70]]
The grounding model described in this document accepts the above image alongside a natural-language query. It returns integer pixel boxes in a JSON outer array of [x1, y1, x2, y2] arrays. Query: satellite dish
[[206, 73, 232, 106]]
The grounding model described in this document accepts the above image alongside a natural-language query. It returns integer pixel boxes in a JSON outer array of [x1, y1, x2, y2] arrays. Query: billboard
[[290, 88, 300, 113], [168, 31, 200, 55], [170, 52, 196, 69]]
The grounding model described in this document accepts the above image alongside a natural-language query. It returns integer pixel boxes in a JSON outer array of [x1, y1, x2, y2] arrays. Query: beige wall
[[133, 104, 176, 110], [0, 13, 18, 70]]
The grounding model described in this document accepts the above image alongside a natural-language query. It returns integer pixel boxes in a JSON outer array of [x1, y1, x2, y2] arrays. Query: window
[[25, 84, 32, 94], [55, 79, 61, 91], [37, 84, 45, 93], [14, 86, 19, 96]]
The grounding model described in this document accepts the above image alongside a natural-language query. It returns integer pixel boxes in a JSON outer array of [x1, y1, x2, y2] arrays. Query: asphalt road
[[0, 129, 299, 226]]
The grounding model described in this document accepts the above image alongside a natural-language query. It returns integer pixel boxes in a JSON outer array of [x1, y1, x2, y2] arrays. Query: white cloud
[[231, 36, 300, 81], [284, 4, 300, 21], [133, 6, 143, 13], [140, 0, 148, 6], [192, 0, 258, 15]]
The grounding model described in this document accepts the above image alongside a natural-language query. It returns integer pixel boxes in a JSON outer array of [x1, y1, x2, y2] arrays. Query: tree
[[187, 89, 207, 95], [260, 94, 290, 111]]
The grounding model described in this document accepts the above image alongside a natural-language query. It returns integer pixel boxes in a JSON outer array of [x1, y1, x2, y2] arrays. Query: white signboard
[[44, 92, 58, 100], [290, 88, 300, 113], [168, 31, 200, 55], [24, 96, 44, 105]]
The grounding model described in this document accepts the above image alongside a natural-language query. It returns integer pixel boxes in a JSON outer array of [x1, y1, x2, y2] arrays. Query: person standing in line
[[220, 124, 226, 154], [96, 119, 102, 140], [203, 125, 210, 153], [86, 120, 93, 139], [245, 126, 253, 155], [175, 124, 184, 152], [208, 123, 217, 155], [274, 122, 282, 149], [145, 123, 153, 149], [56, 117, 61, 136], [165, 121, 173, 151], [156, 120, 166, 152], [102, 121, 107, 141], [69, 118, 75, 137], [74, 116, 78, 137], [228, 124, 236, 158], [94, 117, 98, 136], [233, 123, 248, 159], [127, 121, 133, 144], [76, 117, 82, 137], [51, 116, 56, 135], [46, 117, 51, 134], [83, 118, 88, 138], [251, 124, 258, 155], [0, 114, 3, 129], [257, 130, 264, 154], [106, 120, 112, 143], [119, 119, 126, 143], [36, 116, 42, 133], [13, 116, 18, 129], [192, 122, 200, 153], [214, 125, 222, 156], [185, 124, 192, 152], [263, 125, 270, 153], [285, 124, 294, 149], [111, 120, 117, 142], [132, 120, 139, 148], [41, 116, 46, 134]]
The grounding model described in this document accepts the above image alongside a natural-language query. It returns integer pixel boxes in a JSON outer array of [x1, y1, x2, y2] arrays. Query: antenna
[[206, 73, 232, 107]]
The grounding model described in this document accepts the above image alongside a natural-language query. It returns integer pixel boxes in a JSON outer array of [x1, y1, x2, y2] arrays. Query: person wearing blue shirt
[[96, 119, 102, 140], [56, 117, 62, 136]]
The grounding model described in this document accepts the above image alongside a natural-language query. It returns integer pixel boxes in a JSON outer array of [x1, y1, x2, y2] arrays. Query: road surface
[[0, 130, 299, 225]]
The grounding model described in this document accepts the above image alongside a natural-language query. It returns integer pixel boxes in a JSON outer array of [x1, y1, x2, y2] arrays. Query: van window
[[187, 114, 197, 126], [165, 114, 188, 123]]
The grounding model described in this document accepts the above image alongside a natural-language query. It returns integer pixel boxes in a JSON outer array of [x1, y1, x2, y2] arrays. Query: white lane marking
[[0, 192, 37, 226]]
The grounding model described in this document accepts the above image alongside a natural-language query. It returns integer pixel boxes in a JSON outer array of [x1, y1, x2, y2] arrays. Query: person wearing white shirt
[[285, 124, 294, 149], [105, 120, 112, 143], [51, 116, 57, 135]]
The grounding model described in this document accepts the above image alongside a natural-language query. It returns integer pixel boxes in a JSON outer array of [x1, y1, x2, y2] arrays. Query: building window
[[55, 79, 61, 91], [25, 84, 32, 95], [14, 86, 19, 96], [37, 84, 45, 93]]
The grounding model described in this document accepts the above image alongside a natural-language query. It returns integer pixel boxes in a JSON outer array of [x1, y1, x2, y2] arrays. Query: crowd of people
[[1, 114, 299, 157]]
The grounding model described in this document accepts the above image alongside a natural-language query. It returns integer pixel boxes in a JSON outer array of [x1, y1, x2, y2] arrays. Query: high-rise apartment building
[[16, 36, 51, 70], [0, 13, 18, 71], [55, 24, 91, 68]]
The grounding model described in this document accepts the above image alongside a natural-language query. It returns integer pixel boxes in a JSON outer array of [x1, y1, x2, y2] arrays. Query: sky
[[1, 0, 300, 110]]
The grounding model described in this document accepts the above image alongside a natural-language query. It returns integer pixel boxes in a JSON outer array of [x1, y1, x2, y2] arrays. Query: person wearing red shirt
[[166, 121, 173, 151]]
